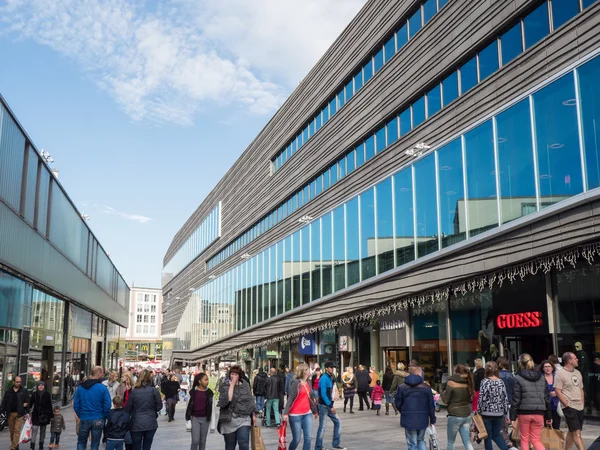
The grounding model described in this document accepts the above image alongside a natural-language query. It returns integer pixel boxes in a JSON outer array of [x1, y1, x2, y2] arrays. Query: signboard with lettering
[[299, 333, 317, 355]]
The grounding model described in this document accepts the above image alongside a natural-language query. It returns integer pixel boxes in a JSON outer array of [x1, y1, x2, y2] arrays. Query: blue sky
[[0, 0, 365, 288]]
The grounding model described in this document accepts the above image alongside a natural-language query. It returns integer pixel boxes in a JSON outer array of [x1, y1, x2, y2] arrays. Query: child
[[105, 395, 130, 450], [49, 406, 66, 448], [371, 379, 385, 416]]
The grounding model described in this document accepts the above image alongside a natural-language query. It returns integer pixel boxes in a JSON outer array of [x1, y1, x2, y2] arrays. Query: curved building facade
[[163, 0, 600, 418]]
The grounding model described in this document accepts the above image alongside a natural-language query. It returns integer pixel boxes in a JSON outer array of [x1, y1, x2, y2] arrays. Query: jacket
[[285, 372, 294, 394], [395, 374, 436, 430], [74, 379, 112, 421], [50, 413, 66, 433], [283, 379, 318, 415], [185, 387, 214, 421], [162, 380, 180, 401], [252, 372, 268, 397], [478, 378, 509, 417], [106, 408, 130, 440], [382, 373, 394, 391], [369, 371, 379, 388], [116, 385, 132, 407], [124, 385, 162, 432], [442, 375, 472, 417], [266, 375, 281, 400], [318, 372, 335, 407], [0, 386, 30, 418], [474, 368, 485, 391], [103, 380, 120, 400], [390, 370, 409, 394], [355, 370, 371, 393], [371, 385, 385, 402], [217, 379, 257, 417], [31, 390, 54, 426], [342, 373, 356, 398], [499, 369, 517, 404], [510, 370, 551, 421]]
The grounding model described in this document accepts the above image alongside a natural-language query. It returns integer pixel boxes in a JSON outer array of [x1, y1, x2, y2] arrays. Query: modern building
[[123, 287, 163, 362], [0, 95, 129, 404], [163, 0, 600, 419]]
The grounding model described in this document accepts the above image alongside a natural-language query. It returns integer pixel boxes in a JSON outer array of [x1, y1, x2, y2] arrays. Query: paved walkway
[[2, 400, 599, 449]]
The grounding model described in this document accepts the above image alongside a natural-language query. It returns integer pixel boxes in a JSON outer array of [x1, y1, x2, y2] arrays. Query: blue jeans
[[50, 431, 62, 445], [131, 429, 157, 450], [315, 404, 342, 450], [405, 428, 427, 450], [77, 419, 104, 450], [106, 440, 125, 450], [447, 416, 474, 450], [223, 425, 250, 450], [482, 417, 508, 450], [266, 398, 280, 426], [384, 391, 393, 403], [313, 389, 319, 399], [255, 395, 265, 412], [289, 413, 313, 450]]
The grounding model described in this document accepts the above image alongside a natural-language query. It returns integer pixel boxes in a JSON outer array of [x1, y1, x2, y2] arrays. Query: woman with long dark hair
[[283, 364, 318, 450], [442, 365, 474, 450], [125, 369, 162, 450], [382, 366, 395, 416], [186, 372, 214, 450], [162, 375, 180, 422], [540, 359, 561, 429], [30, 381, 53, 450]]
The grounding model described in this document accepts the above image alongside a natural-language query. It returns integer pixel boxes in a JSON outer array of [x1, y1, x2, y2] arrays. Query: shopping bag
[[19, 414, 32, 444], [209, 405, 217, 434], [186, 420, 192, 432], [427, 425, 439, 450], [278, 420, 287, 450], [541, 426, 564, 450], [510, 419, 520, 446], [471, 412, 488, 441], [160, 400, 167, 416], [251, 425, 267, 450]]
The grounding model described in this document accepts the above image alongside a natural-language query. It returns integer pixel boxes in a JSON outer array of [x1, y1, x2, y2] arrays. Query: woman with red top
[[116, 371, 134, 450], [283, 364, 319, 450], [311, 368, 321, 400]]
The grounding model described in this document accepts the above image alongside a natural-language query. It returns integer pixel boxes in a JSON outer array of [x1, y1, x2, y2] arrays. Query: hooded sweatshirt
[[442, 374, 472, 417], [74, 378, 112, 421], [510, 370, 551, 421], [395, 374, 436, 430]]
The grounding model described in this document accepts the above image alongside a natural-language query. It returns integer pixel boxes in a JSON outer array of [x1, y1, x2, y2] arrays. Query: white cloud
[[0, 0, 367, 125], [94, 204, 152, 224]]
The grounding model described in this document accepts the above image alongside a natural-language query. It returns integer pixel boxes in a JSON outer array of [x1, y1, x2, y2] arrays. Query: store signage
[[496, 311, 543, 329], [299, 333, 317, 355], [380, 320, 406, 331], [338, 336, 348, 351]]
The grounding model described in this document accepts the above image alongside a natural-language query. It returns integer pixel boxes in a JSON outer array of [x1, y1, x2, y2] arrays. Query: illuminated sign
[[380, 320, 407, 331], [496, 311, 543, 329]]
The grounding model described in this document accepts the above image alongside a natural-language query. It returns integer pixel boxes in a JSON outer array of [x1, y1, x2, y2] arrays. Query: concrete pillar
[[370, 324, 381, 369]]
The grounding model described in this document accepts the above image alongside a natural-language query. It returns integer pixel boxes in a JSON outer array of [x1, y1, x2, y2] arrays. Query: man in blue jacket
[[395, 361, 436, 450], [315, 361, 346, 450], [74, 366, 112, 450]]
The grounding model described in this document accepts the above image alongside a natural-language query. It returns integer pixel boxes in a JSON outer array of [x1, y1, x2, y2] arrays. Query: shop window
[[577, 55, 600, 190], [437, 138, 466, 247], [412, 301, 448, 388]]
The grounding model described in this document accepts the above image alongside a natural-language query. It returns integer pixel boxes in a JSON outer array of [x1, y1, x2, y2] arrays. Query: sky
[[0, 0, 367, 288]]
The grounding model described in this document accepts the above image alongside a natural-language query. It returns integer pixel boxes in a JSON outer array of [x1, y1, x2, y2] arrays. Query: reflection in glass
[[438, 139, 466, 248], [409, 8, 422, 38], [394, 168, 415, 266], [354, 70, 363, 93], [283, 237, 292, 312], [533, 73, 583, 207], [374, 48, 384, 73], [346, 198, 360, 287], [333, 205, 347, 291], [414, 156, 439, 257], [478, 40, 499, 81], [322, 213, 333, 297], [412, 301, 448, 385], [376, 127, 386, 153], [347, 150, 356, 174], [427, 84, 441, 118], [423, 0, 437, 23], [501, 23, 523, 66], [397, 24, 408, 50], [578, 56, 600, 190], [384, 35, 395, 63], [292, 231, 301, 309], [364, 59, 373, 84], [460, 57, 478, 94], [552, 0, 579, 29], [276, 241, 284, 316], [301, 226, 311, 305], [442, 72, 459, 106], [356, 143, 365, 168], [360, 188, 376, 281], [376, 178, 394, 274], [413, 97, 426, 128], [524, 2, 550, 49], [495, 99, 537, 224], [345, 80, 354, 103], [400, 109, 411, 136], [387, 117, 399, 146], [269, 246, 276, 319], [365, 136, 375, 161]]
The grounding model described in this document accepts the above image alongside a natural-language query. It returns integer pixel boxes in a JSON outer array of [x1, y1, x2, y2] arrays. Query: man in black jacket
[[252, 368, 268, 414], [355, 365, 372, 411], [0, 376, 29, 450], [265, 368, 281, 428]]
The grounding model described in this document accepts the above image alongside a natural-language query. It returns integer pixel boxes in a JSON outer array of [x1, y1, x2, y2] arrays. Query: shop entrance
[[385, 348, 409, 369], [503, 335, 553, 370], [0, 329, 19, 398]]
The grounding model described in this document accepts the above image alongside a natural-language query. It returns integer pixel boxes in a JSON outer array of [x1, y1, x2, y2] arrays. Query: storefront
[[379, 312, 410, 370]]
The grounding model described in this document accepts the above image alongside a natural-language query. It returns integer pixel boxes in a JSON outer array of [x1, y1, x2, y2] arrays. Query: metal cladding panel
[[0, 201, 129, 327]]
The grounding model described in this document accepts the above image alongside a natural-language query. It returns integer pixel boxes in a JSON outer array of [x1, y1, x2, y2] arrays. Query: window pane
[[276, 241, 284, 315], [524, 2, 550, 49], [409, 9, 423, 38], [387, 116, 399, 145], [292, 231, 301, 309], [442, 71, 459, 106], [438, 139, 466, 248], [0, 106, 26, 210], [354, 70, 363, 92], [337, 90, 345, 110], [364, 59, 373, 84], [323, 169, 331, 190], [427, 84, 441, 117], [438, 0, 449, 7], [303, 127, 309, 146], [329, 97, 337, 117], [460, 57, 478, 94], [412, 97, 426, 128], [414, 156, 439, 257], [501, 23, 523, 66], [376, 178, 394, 274], [346, 198, 360, 287], [347, 150, 356, 174], [495, 99, 537, 224], [533, 73, 583, 207], [37, 166, 50, 235], [479, 40, 499, 81], [552, 0, 579, 29], [316, 113, 322, 131], [333, 205, 346, 292], [322, 105, 330, 124], [360, 188, 376, 281], [464, 120, 498, 236], [315, 176, 323, 196], [374, 48, 384, 73], [330, 162, 338, 184], [339, 157, 347, 179], [356, 143, 365, 168], [345, 79, 354, 102], [24, 147, 38, 224], [394, 168, 415, 266], [400, 109, 411, 136], [376, 126, 386, 153], [322, 213, 333, 296], [578, 55, 600, 189], [301, 226, 311, 305], [365, 135, 375, 161], [583, 0, 595, 7], [384, 36, 396, 63], [423, 0, 437, 23], [396, 24, 408, 50]]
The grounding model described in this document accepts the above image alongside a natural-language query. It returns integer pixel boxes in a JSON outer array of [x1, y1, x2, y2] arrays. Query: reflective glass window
[[345, 80, 354, 103], [303, 127, 309, 145], [364, 59, 374, 84], [500, 22, 523, 66], [583, 0, 595, 6], [414, 156, 439, 257], [315, 175, 323, 196], [460, 57, 478, 94], [552, 0, 579, 29], [442, 71, 459, 106], [356, 143, 366, 168], [310, 180, 317, 199], [438, 139, 466, 248], [412, 97, 426, 128], [365, 136, 375, 161], [346, 198, 360, 286], [333, 205, 347, 291], [310, 220, 321, 301], [339, 157, 347, 179], [323, 169, 331, 190], [533, 73, 583, 207], [322, 212, 333, 296], [322, 105, 330, 124], [376, 178, 394, 274], [354, 70, 363, 92], [329, 97, 337, 117], [396, 24, 408, 50], [300, 227, 310, 305], [374, 48, 384, 73], [578, 55, 600, 189], [387, 117, 399, 145], [524, 2, 550, 49], [0, 106, 26, 211], [277, 240, 285, 314], [424, 0, 437, 23], [376, 126, 386, 153], [495, 99, 537, 224], [316, 113, 322, 131], [330, 162, 338, 185], [393, 168, 415, 266], [24, 147, 38, 224], [400, 109, 411, 136], [409, 8, 423, 38], [360, 188, 376, 281], [347, 150, 356, 174], [464, 120, 498, 236], [337, 90, 345, 110], [479, 40, 499, 81], [384, 35, 396, 63], [289, 234, 298, 310], [438, 0, 449, 7], [427, 84, 442, 117]]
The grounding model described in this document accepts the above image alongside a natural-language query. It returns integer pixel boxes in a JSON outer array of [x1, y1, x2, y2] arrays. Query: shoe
[[343, 406, 346, 413], [333, 447, 347, 450], [349, 410, 355, 414]]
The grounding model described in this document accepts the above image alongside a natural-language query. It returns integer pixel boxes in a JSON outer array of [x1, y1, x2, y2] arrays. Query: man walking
[[252, 367, 268, 415], [265, 368, 281, 428], [555, 352, 585, 450], [355, 364, 371, 411], [0, 376, 29, 450], [315, 361, 346, 450], [395, 361, 436, 450], [74, 366, 112, 450]]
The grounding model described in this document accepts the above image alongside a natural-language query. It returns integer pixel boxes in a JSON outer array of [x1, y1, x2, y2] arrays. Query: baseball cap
[[324, 361, 336, 369]]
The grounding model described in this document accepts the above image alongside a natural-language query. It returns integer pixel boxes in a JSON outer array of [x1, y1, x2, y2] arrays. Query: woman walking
[[310, 368, 321, 400], [30, 381, 54, 450], [478, 362, 509, 450], [473, 358, 485, 412], [382, 366, 394, 416], [540, 359, 561, 429], [162, 375, 181, 422], [186, 372, 214, 450], [283, 364, 318, 450], [442, 365, 474, 450], [117, 371, 135, 450], [511, 354, 552, 450], [217, 365, 257, 450], [125, 369, 162, 450], [341, 367, 356, 414]]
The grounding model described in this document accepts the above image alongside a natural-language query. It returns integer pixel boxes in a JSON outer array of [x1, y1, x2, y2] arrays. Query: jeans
[[315, 404, 342, 450], [77, 419, 104, 450], [447, 416, 473, 450], [190, 416, 209, 450], [384, 391, 393, 404], [482, 417, 508, 450], [50, 431, 62, 445], [31, 424, 48, 444], [266, 398, 280, 426], [255, 395, 265, 412], [313, 389, 319, 400], [131, 429, 157, 450], [518, 414, 545, 450], [106, 440, 125, 450], [405, 428, 427, 450], [289, 413, 313, 450], [223, 425, 250, 450]]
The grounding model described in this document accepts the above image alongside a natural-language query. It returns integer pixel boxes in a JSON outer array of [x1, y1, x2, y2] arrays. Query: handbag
[[278, 420, 287, 450], [186, 420, 192, 432], [19, 414, 32, 444], [210, 402, 217, 434], [541, 425, 564, 450], [471, 412, 488, 441], [219, 407, 232, 423], [251, 424, 267, 450]]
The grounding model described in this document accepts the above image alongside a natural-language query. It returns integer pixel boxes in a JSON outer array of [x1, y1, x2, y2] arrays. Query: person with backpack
[[252, 367, 268, 414]]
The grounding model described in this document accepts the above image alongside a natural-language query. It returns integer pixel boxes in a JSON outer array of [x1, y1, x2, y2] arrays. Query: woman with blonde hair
[[341, 367, 356, 414], [117, 371, 135, 450], [283, 364, 318, 450], [125, 369, 162, 450]]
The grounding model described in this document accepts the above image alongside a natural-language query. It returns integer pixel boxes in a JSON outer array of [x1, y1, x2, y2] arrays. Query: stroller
[[0, 409, 7, 432]]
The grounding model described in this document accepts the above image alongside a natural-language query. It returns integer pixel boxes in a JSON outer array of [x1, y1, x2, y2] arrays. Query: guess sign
[[496, 311, 543, 329]]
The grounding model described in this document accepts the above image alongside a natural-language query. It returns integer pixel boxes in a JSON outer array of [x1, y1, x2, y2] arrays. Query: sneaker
[[333, 447, 347, 450]]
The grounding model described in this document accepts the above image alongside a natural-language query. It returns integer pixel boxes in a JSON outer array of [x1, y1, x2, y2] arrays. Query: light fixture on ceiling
[[208, 275, 216, 279], [81, 213, 90, 221], [298, 215, 313, 224], [175, 296, 181, 300], [188, 287, 195, 291], [241, 253, 251, 259], [405, 142, 431, 157]]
